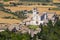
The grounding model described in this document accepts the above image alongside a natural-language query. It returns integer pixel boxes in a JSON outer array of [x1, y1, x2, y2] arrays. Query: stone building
[[23, 8, 56, 25]]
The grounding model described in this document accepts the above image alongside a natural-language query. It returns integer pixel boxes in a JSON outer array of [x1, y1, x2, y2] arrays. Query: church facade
[[24, 8, 56, 25]]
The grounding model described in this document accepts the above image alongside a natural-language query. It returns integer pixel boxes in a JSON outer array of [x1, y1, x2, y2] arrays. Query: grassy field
[[0, 11, 21, 24], [0, 5, 60, 24], [0, 11, 17, 18], [53, 0, 60, 3], [0, 18, 21, 24], [4, 5, 60, 15], [51, 8, 60, 10], [4, 5, 57, 11]]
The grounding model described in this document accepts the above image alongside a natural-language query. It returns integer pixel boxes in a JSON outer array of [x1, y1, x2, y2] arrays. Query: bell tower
[[32, 8, 38, 21], [33, 8, 37, 16]]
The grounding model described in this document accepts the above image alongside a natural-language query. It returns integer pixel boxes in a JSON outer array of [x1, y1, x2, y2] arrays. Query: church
[[23, 8, 56, 25]]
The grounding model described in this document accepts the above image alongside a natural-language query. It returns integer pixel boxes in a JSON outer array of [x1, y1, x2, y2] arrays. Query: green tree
[[37, 20, 60, 40], [15, 11, 27, 20], [0, 30, 31, 40]]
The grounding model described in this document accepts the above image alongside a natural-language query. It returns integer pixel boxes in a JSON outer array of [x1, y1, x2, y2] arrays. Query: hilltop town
[[0, 0, 60, 40]]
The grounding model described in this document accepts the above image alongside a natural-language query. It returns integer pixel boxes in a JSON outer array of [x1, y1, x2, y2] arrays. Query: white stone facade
[[24, 8, 56, 25]]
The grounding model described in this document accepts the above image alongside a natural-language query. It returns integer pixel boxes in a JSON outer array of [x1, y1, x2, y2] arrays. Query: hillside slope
[[0, 11, 21, 24], [0, 11, 17, 18]]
